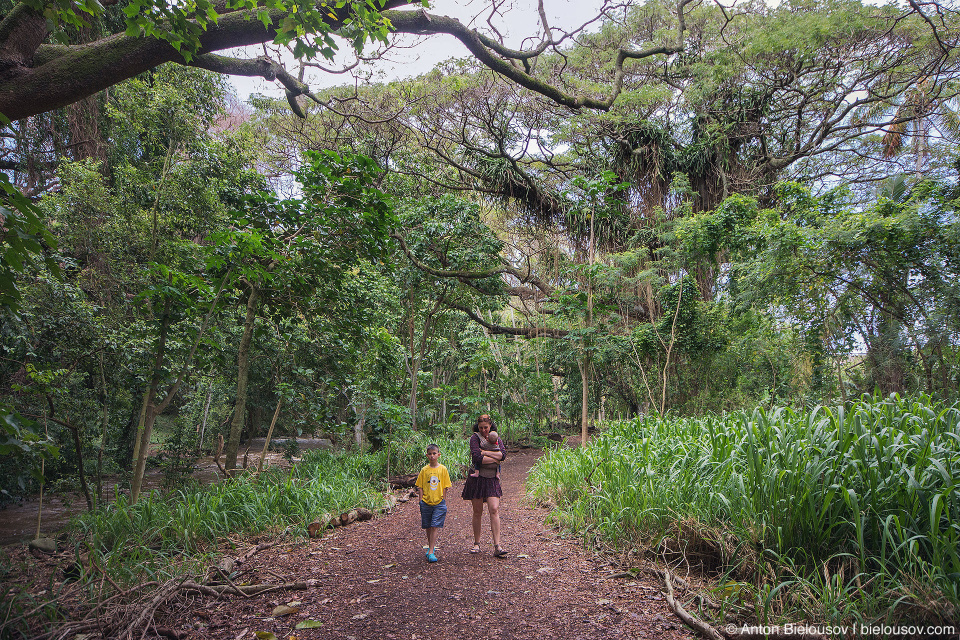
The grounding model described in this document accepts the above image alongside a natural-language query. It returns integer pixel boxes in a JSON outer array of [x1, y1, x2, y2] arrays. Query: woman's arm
[[480, 438, 506, 465], [470, 434, 485, 468]]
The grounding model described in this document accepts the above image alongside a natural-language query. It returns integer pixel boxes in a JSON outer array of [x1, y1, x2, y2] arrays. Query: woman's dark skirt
[[461, 474, 503, 501]]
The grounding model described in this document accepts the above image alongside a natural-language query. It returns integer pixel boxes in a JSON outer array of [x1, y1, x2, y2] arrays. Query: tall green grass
[[4, 433, 472, 636], [75, 432, 468, 565], [527, 394, 960, 626]]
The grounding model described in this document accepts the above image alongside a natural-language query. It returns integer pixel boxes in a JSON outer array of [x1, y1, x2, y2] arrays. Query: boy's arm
[[415, 470, 424, 501]]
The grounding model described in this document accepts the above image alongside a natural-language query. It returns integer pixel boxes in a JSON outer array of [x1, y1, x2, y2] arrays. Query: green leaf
[[295, 620, 324, 629], [258, 9, 272, 29]]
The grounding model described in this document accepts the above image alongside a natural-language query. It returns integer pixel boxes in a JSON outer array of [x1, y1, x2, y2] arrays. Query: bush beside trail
[[2, 433, 469, 638], [527, 394, 960, 629]]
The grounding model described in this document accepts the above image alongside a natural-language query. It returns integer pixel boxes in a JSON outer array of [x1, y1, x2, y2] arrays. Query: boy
[[415, 443, 452, 563], [468, 430, 501, 479]]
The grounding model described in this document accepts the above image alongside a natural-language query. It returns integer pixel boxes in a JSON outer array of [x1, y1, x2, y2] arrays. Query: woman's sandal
[[470, 544, 481, 554], [493, 546, 508, 558]]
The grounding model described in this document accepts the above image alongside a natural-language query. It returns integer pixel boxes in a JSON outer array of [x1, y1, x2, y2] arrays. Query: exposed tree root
[[656, 567, 828, 640], [661, 568, 724, 640], [181, 579, 318, 597]]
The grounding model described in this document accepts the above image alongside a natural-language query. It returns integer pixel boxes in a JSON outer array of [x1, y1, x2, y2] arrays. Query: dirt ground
[[142, 449, 696, 640]]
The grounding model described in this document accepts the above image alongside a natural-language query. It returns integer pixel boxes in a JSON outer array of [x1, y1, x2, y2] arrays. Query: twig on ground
[[238, 541, 277, 563], [662, 568, 724, 640], [121, 576, 183, 640], [181, 579, 317, 596]]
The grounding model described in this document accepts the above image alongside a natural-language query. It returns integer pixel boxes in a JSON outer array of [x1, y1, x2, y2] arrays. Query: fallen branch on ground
[[656, 567, 827, 640], [181, 579, 318, 597], [238, 541, 276, 563], [662, 568, 724, 640], [120, 578, 184, 640]]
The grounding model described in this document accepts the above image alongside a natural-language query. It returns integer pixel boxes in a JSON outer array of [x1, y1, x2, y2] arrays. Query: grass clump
[[75, 432, 469, 571], [1, 433, 470, 638], [527, 393, 960, 628]]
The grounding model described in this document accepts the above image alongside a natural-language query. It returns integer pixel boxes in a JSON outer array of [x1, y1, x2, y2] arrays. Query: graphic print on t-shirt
[[417, 463, 451, 505]]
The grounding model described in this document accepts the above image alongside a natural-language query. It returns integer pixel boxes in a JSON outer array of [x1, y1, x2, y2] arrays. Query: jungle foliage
[[1, 0, 959, 631], [528, 394, 960, 627]]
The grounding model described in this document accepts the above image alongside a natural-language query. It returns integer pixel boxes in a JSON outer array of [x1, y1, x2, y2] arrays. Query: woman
[[461, 414, 507, 557]]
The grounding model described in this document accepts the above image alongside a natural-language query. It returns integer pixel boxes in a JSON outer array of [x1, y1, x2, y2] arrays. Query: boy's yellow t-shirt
[[416, 463, 451, 506]]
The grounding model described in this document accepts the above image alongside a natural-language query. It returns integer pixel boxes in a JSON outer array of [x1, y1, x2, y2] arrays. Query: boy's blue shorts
[[420, 499, 447, 529]]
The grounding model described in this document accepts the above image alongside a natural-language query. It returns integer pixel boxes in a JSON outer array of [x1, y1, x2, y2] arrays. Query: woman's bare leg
[[486, 496, 501, 547], [471, 498, 484, 544]]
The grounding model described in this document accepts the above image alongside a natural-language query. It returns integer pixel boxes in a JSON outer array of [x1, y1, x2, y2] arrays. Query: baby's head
[[487, 430, 499, 445]]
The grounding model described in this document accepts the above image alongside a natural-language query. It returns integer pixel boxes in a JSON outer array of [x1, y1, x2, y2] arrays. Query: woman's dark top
[[461, 433, 506, 501]]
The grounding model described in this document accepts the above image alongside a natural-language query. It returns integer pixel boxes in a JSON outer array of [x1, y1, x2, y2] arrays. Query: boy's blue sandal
[[426, 553, 438, 563]]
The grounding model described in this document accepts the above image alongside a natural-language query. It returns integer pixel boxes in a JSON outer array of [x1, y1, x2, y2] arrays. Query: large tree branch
[[394, 229, 558, 303], [0, 1, 408, 120], [0, 4, 46, 76], [387, 4, 691, 112], [445, 301, 568, 339], [1, 1, 693, 121], [392, 231, 508, 279]]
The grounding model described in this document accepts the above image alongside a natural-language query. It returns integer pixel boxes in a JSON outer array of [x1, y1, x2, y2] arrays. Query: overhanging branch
[[392, 231, 507, 279], [1, 0, 695, 121], [446, 301, 568, 339]]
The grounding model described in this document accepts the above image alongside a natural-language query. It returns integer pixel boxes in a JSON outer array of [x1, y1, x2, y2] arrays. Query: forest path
[[171, 448, 695, 640]]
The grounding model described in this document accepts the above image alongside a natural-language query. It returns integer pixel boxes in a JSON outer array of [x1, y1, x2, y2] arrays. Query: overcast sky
[[230, 0, 611, 99]]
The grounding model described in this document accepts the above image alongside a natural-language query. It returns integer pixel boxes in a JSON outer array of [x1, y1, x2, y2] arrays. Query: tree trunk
[[226, 283, 260, 473], [579, 358, 590, 446], [257, 395, 283, 473], [580, 203, 596, 447], [198, 377, 214, 452], [96, 352, 109, 506], [130, 301, 172, 503], [129, 272, 229, 503], [354, 412, 366, 449], [409, 300, 441, 430]]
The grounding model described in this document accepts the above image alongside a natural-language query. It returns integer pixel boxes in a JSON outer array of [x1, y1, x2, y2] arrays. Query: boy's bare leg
[[426, 527, 439, 554]]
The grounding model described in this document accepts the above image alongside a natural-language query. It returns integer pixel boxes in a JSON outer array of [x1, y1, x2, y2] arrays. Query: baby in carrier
[[469, 430, 501, 479]]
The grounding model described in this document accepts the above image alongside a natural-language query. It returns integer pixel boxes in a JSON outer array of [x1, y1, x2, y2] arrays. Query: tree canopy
[[2, 0, 960, 513], [1, 0, 697, 121]]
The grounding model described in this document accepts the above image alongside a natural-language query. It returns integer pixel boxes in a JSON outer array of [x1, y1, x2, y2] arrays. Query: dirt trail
[[170, 449, 695, 640]]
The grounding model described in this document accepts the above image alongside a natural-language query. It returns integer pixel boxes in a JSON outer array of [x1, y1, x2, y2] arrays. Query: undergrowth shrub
[[0, 433, 473, 636], [527, 393, 960, 628], [54, 433, 469, 587]]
